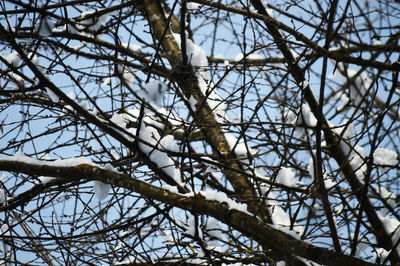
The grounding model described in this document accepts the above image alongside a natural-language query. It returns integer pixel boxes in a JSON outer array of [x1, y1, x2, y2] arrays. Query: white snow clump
[[93, 163, 115, 201], [37, 16, 54, 37], [276, 167, 296, 187], [3, 52, 21, 68], [172, 33, 227, 122], [139, 124, 183, 185], [93, 181, 111, 201], [373, 148, 397, 166], [224, 133, 258, 158], [79, 9, 118, 32], [139, 80, 167, 106]]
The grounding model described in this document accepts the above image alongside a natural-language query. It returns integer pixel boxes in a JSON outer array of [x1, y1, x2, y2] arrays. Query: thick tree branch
[[0, 159, 375, 266], [249, 0, 400, 262], [0, 25, 189, 193], [140, 0, 271, 222]]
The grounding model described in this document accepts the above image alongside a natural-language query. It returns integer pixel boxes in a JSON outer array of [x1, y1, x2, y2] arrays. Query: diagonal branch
[[0, 159, 375, 266], [249, 0, 400, 263], [0, 24, 189, 193], [139, 0, 270, 221]]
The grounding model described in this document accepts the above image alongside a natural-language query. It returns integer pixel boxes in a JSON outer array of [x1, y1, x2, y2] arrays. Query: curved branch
[[0, 159, 375, 266]]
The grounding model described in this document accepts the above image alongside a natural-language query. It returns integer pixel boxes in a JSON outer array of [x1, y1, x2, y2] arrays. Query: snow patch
[[0, 189, 6, 205], [276, 167, 296, 187], [102, 77, 112, 86], [172, 33, 227, 123], [79, 9, 118, 32], [139, 125, 183, 185], [93, 181, 111, 201], [0, 152, 98, 168], [46, 88, 59, 102], [334, 66, 373, 113], [38, 176, 55, 184], [139, 80, 167, 106], [3, 52, 21, 68], [300, 104, 317, 127], [188, 95, 197, 110], [162, 185, 250, 214], [327, 120, 367, 180], [121, 42, 141, 52], [114, 255, 136, 265], [187, 2, 201, 10], [373, 148, 397, 166], [224, 133, 258, 158], [307, 156, 336, 189], [373, 186, 396, 216], [281, 104, 317, 131], [37, 15, 54, 37], [374, 248, 390, 262], [377, 213, 400, 258], [116, 64, 135, 84], [234, 52, 263, 62], [200, 190, 249, 214]]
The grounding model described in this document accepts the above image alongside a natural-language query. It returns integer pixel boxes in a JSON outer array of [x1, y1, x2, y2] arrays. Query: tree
[[0, 0, 399, 264]]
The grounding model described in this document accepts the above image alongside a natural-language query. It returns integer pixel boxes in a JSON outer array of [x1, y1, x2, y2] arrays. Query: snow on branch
[[0, 158, 375, 266], [0, 153, 114, 201]]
